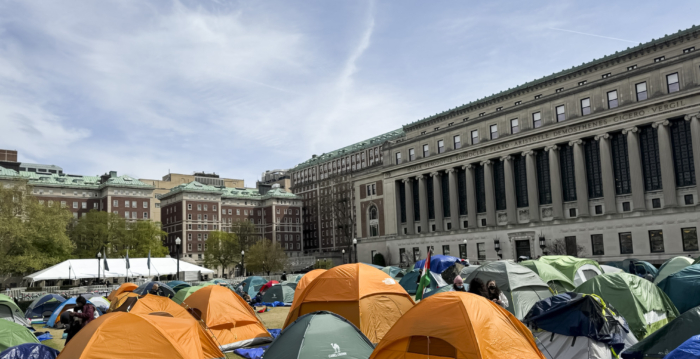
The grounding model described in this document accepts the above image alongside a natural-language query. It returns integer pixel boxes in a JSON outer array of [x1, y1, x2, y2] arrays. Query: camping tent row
[[24, 258, 215, 282]]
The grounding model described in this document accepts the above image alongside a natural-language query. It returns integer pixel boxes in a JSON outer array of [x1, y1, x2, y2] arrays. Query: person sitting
[[467, 278, 488, 298], [149, 283, 162, 296], [450, 276, 466, 292], [66, 296, 95, 343], [486, 280, 508, 309]]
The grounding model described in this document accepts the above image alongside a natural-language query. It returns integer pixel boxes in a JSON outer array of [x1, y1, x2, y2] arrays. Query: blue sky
[[0, 1, 697, 186]]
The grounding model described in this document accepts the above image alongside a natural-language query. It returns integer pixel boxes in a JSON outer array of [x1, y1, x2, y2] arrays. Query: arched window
[[368, 205, 379, 237], [369, 206, 378, 220]]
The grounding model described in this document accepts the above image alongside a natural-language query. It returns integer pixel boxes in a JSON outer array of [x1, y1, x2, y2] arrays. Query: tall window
[[471, 130, 479, 144], [511, 119, 519, 134], [581, 98, 591, 115], [611, 132, 631, 194], [477, 243, 486, 260], [556, 105, 566, 122], [399, 248, 406, 264], [458, 169, 467, 215], [619, 232, 634, 254], [533, 112, 542, 128], [453, 135, 461, 149], [536, 151, 552, 204], [565, 236, 577, 256], [639, 126, 662, 191], [438, 140, 445, 154], [427, 176, 435, 220], [442, 245, 450, 256], [423, 144, 429, 158], [459, 243, 467, 259], [682, 227, 699, 252], [560, 145, 577, 202], [584, 140, 604, 198], [413, 247, 420, 262], [395, 152, 402, 164], [591, 234, 604, 255], [667, 73, 680, 93], [514, 155, 528, 208], [670, 119, 696, 187], [636, 82, 648, 101], [607, 90, 618, 108], [476, 165, 486, 213], [442, 174, 450, 217], [368, 206, 378, 237], [409, 148, 415, 161], [398, 181, 406, 223], [494, 160, 506, 210], [649, 230, 665, 253], [490, 124, 499, 139]]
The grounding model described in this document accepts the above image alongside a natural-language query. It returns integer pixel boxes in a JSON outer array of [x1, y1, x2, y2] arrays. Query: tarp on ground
[[0, 295, 30, 328], [657, 264, 700, 313], [574, 273, 679, 340], [398, 269, 448, 295], [0, 343, 59, 359], [261, 284, 296, 304], [539, 256, 603, 286], [132, 281, 176, 298], [621, 305, 700, 359], [0, 321, 39, 352], [520, 260, 576, 294], [665, 335, 700, 359], [413, 255, 462, 274], [265, 311, 374, 359], [24, 294, 65, 320], [23, 258, 214, 281], [173, 283, 215, 304], [369, 292, 545, 359], [654, 256, 694, 284], [45, 297, 102, 328], [465, 261, 553, 320]]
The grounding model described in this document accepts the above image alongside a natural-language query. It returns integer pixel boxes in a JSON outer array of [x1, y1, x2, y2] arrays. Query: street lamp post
[[241, 250, 245, 277], [352, 238, 358, 263], [539, 235, 547, 256], [342, 249, 346, 264], [96, 251, 101, 284], [175, 237, 181, 280]]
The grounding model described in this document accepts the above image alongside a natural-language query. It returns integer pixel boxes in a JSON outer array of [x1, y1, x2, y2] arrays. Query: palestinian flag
[[415, 248, 432, 301]]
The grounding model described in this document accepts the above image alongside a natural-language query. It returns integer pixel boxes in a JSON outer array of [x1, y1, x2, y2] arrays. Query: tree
[[123, 220, 169, 258], [231, 221, 260, 252], [246, 239, 287, 275], [544, 238, 586, 257], [203, 231, 240, 277], [0, 180, 74, 275]]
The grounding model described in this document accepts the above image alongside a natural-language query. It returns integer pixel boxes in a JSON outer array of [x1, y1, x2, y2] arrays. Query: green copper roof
[[159, 183, 300, 201], [404, 24, 700, 130], [293, 127, 404, 170], [0, 166, 153, 190], [0, 167, 18, 177]]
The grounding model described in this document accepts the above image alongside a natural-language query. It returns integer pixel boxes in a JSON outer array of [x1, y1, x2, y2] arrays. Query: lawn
[[36, 307, 291, 359]]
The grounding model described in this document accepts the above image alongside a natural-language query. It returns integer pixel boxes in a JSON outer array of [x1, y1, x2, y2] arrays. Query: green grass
[[32, 324, 66, 351]]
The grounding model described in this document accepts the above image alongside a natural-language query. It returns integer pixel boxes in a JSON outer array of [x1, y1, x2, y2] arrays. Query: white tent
[[24, 258, 215, 282]]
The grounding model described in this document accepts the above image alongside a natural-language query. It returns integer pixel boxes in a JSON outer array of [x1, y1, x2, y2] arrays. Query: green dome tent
[[464, 261, 552, 320], [621, 304, 700, 359], [539, 255, 602, 287], [459, 265, 480, 279], [261, 283, 296, 304], [654, 256, 694, 284], [0, 320, 39, 351], [520, 260, 575, 294], [264, 311, 374, 359], [0, 295, 31, 328], [172, 282, 215, 304], [381, 266, 404, 279], [574, 273, 679, 340], [399, 269, 447, 295], [657, 265, 700, 314]]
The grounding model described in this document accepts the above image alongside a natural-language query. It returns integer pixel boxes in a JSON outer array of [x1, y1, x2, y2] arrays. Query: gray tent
[[261, 283, 296, 304], [264, 311, 374, 359], [459, 265, 481, 279], [464, 261, 552, 320]]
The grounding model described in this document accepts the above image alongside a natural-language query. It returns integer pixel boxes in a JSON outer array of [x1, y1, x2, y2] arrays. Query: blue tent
[[24, 294, 65, 320], [658, 264, 700, 313], [413, 255, 461, 274], [165, 280, 191, 293], [132, 281, 176, 298], [240, 276, 267, 297], [0, 343, 59, 359], [633, 261, 658, 278], [666, 335, 700, 359], [45, 297, 102, 328]]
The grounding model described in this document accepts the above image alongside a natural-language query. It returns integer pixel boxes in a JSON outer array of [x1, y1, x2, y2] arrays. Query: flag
[[415, 248, 432, 301], [147, 249, 151, 270], [68, 262, 72, 280], [125, 250, 130, 269], [103, 249, 109, 272]]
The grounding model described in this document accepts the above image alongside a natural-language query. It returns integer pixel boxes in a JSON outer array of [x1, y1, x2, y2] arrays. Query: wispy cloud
[[548, 27, 638, 44]]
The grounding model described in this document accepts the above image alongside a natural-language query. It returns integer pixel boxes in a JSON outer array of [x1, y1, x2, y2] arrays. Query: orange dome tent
[[183, 285, 272, 352], [107, 282, 137, 302], [370, 291, 545, 359], [57, 312, 224, 359], [293, 269, 326, 299], [283, 263, 415, 343]]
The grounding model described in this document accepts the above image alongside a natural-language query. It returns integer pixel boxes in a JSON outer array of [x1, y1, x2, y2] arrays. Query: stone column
[[501, 155, 517, 224], [402, 178, 415, 235], [447, 168, 460, 229], [417, 175, 429, 233], [570, 139, 590, 216], [522, 150, 540, 222], [482, 160, 496, 226], [622, 127, 646, 211], [463, 164, 477, 229], [431, 172, 444, 232], [653, 120, 678, 207], [546, 145, 564, 219], [684, 112, 700, 190], [595, 134, 617, 214]]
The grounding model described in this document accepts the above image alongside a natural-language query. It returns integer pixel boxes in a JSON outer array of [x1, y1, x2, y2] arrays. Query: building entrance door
[[515, 240, 531, 259]]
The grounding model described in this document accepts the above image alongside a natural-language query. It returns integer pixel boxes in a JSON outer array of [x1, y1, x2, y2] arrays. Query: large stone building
[[292, 25, 700, 266], [158, 182, 303, 263], [259, 169, 292, 193]]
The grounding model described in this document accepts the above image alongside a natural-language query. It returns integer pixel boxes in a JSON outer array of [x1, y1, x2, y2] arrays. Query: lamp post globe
[[175, 237, 181, 280], [241, 250, 245, 277], [342, 249, 346, 264], [352, 238, 358, 263], [96, 251, 101, 284]]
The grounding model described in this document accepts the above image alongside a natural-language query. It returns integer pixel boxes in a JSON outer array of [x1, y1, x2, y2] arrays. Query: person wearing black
[[65, 296, 95, 343], [468, 278, 488, 298], [281, 272, 287, 281], [149, 283, 162, 296], [628, 261, 637, 275]]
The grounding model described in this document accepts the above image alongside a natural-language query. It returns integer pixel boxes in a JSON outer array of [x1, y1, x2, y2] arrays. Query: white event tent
[[24, 258, 215, 282]]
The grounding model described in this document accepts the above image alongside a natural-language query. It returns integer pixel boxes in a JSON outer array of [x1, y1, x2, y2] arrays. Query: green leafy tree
[[123, 220, 169, 258], [0, 180, 74, 274], [203, 231, 240, 277], [246, 239, 287, 275], [231, 221, 260, 251]]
